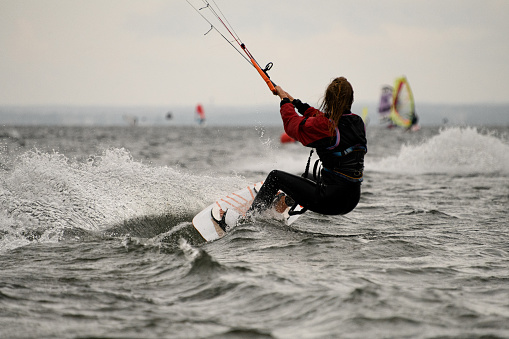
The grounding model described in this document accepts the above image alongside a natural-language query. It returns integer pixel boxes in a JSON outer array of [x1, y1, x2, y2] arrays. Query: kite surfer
[[186, 1, 366, 224], [249, 77, 367, 216]]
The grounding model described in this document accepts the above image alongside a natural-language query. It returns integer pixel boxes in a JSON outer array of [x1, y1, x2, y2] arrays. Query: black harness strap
[[302, 149, 314, 179]]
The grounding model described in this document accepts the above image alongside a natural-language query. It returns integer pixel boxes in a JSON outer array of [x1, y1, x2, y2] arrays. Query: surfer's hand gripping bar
[[274, 85, 295, 102]]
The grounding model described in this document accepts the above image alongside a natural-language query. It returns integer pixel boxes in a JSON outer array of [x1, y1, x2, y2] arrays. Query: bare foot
[[274, 195, 288, 213]]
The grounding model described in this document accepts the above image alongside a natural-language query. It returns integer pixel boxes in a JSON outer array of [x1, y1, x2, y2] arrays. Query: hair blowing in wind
[[320, 77, 354, 134]]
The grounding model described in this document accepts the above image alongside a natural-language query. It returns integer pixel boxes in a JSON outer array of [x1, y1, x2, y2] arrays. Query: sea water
[[0, 122, 508, 338]]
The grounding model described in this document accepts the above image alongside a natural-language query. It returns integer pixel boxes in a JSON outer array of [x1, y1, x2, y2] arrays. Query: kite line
[[185, 0, 277, 94]]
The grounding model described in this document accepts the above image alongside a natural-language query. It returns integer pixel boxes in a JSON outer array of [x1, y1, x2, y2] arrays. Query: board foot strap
[[288, 203, 307, 216], [211, 209, 229, 232]]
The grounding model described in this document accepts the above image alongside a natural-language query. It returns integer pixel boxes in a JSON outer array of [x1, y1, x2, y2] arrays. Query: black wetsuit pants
[[250, 170, 361, 215]]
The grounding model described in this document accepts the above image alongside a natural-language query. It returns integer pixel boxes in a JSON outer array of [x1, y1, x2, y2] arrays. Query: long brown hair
[[319, 77, 354, 134]]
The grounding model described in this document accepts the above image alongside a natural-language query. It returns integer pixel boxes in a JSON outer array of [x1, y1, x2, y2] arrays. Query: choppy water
[[1, 123, 509, 338]]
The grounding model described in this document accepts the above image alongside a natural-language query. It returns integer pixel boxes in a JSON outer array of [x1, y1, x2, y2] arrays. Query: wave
[[367, 127, 509, 175], [0, 148, 247, 252]]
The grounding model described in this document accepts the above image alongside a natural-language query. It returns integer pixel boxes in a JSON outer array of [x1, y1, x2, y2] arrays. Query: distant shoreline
[[1, 103, 508, 127]]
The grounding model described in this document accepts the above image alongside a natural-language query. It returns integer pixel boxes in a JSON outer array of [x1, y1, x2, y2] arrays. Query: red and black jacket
[[280, 98, 367, 183]]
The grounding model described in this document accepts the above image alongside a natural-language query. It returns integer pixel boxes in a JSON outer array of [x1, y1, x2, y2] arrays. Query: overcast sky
[[1, 0, 508, 108]]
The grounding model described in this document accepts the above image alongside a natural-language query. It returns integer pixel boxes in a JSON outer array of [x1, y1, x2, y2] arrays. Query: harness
[[303, 144, 366, 183], [302, 117, 366, 183]]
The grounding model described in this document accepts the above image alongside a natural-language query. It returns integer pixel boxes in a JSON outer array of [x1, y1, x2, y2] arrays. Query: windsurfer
[[196, 104, 205, 125], [382, 76, 417, 130], [406, 113, 420, 132], [249, 77, 367, 216]]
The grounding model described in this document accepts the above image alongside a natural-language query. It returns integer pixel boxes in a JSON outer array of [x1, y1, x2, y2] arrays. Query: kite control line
[[185, 0, 277, 94]]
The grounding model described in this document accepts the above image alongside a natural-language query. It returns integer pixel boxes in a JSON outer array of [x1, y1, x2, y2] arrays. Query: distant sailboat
[[195, 104, 206, 125]]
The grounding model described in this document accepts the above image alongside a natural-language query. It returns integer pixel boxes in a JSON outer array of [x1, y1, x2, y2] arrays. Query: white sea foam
[[0, 147, 247, 250], [367, 127, 509, 174]]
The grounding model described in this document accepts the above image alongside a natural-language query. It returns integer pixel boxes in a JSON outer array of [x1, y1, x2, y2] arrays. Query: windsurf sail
[[389, 76, 416, 128], [378, 85, 393, 121], [195, 104, 205, 125], [361, 107, 369, 126]]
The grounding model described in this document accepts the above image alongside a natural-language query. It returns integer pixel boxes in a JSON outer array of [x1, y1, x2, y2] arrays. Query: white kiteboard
[[192, 181, 304, 242]]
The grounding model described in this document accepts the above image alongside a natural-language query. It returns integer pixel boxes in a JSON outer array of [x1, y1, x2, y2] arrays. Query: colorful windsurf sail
[[361, 107, 369, 126], [378, 85, 393, 121], [389, 76, 416, 128]]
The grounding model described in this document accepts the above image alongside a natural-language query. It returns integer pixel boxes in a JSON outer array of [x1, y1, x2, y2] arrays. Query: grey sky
[[1, 0, 508, 107]]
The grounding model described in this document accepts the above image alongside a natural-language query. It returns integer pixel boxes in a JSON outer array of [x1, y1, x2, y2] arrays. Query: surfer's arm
[[280, 102, 330, 145], [274, 85, 317, 117]]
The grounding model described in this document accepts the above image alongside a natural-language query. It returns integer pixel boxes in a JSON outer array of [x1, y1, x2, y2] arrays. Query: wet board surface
[[192, 182, 303, 242]]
